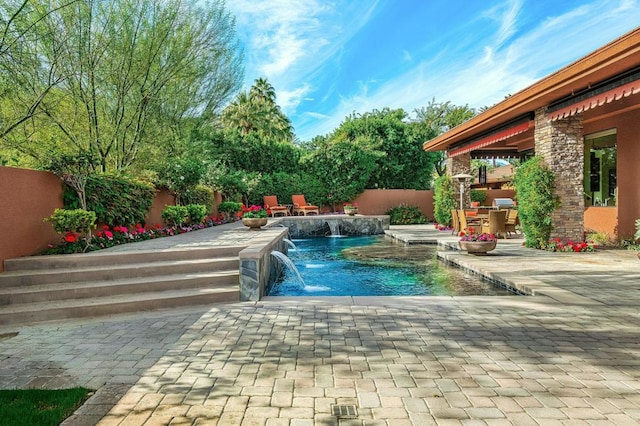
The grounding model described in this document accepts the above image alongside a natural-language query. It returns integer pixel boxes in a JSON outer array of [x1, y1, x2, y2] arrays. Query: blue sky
[[226, 0, 640, 142]]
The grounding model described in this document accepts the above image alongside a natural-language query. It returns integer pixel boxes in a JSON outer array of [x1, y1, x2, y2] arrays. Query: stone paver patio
[[1, 222, 639, 425]]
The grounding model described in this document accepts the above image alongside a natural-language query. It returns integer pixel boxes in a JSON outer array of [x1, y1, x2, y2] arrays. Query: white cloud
[[295, 0, 640, 140], [278, 83, 312, 112], [230, 0, 640, 141], [227, 0, 381, 116]]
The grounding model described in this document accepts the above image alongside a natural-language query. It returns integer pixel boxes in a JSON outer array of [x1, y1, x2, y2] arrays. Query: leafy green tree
[[45, 152, 98, 210], [158, 158, 206, 205], [301, 138, 382, 210], [0, 0, 243, 171], [330, 108, 438, 190], [433, 174, 456, 226], [208, 131, 300, 174], [513, 156, 561, 249], [413, 99, 476, 176]]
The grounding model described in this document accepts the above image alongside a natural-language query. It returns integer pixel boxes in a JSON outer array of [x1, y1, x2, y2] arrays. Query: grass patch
[[0, 387, 92, 426]]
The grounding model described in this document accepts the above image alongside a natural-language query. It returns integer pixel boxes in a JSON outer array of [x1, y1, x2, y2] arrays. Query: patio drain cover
[[331, 404, 358, 418]]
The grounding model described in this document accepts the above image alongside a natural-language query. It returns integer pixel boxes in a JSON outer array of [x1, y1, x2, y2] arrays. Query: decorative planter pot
[[470, 201, 480, 208], [459, 240, 497, 255], [242, 217, 268, 230], [344, 208, 358, 216]]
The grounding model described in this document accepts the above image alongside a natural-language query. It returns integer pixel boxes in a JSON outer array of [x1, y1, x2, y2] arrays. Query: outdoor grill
[[492, 198, 515, 209]]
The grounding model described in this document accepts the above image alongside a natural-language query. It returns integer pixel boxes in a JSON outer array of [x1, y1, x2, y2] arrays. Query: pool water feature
[[267, 236, 517, 297]]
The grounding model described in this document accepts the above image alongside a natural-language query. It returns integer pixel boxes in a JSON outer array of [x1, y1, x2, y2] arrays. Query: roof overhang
[[424, 27, 640, 153]]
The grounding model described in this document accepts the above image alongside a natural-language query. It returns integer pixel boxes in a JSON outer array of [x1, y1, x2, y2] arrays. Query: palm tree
[[221, 77, 294, 141], [221, 91, 263, 135], [250, 78, 276, 103]]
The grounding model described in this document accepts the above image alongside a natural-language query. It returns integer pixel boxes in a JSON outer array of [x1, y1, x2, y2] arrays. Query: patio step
[[3, 246, 244, 271], [0, 257, 239, 287], [0, 287, 239, 327], [0, 245, 243, 327]]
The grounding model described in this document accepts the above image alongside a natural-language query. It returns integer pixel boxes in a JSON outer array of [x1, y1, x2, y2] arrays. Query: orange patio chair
[[291, 194, 319, 216], [263, 195, 289, 217]]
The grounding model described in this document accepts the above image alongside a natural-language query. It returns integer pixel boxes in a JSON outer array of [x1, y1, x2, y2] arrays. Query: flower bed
[[545, 238, 596, 252], [43, 215, 237, 255]]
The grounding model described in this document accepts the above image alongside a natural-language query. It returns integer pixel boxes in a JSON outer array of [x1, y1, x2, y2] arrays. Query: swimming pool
[[267, 236, 516, 296]]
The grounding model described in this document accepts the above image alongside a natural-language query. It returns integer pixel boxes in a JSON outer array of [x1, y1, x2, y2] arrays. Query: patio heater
[[452, 173, 473, 210]]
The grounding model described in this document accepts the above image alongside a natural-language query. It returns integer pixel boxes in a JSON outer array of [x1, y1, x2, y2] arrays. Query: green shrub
[[161, 205, 189, 227], [387, 205, 428, 225], [181, 185, 214, 213], [158, 157, 206, 204], [64, 174, 155, 226], [186, 204, 207, 225], [470, 189, 487, 204], [513, 156, 560, 249], [635, 218, 640, 241], [217, 201, 243, 218], [45, 208, 97, 234], [433, 174, 456, 225], [586, 232, 611, 246]]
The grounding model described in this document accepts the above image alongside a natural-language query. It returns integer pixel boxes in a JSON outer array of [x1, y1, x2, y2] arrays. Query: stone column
[[534, 108, 584, 241], [446, 152, 472, 209]]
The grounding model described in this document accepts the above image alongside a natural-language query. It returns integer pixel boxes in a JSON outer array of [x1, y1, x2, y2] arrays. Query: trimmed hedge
[[64, 174, 155, 226]]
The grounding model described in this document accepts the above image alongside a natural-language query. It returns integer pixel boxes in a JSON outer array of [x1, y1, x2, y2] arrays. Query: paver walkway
[[1, 223, 639, 425]]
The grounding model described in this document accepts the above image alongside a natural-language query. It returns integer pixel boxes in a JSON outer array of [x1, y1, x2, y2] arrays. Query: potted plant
[[470, 189, 487, 208], [343, 202, 358, 215], [241, 205, 268, 230], [459, 227, 497, 255]]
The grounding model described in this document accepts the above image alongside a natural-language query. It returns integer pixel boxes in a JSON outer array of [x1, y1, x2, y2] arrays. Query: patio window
[[584, 130, 616, 207]]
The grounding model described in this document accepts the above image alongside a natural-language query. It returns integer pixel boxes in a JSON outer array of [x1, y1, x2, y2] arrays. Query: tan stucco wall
[[353, 189, 434, 219], [0, 167, 64, 272], [146, 189, 176, 226]]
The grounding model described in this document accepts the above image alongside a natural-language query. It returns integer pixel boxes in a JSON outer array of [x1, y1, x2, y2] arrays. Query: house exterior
[[424, 27, 640, 241]]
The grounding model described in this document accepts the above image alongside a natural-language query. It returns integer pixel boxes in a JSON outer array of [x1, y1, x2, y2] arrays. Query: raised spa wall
[[238, 215, 390, 301]]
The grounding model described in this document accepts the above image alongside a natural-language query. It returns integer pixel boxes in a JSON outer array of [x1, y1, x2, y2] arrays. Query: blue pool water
[[267, 236, 515, 296]]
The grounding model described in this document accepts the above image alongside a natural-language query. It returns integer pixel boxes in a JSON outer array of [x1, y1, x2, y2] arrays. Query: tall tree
[[0, 0, 243, 171], [221, 77, 294, 142], [331, 108, 438, 190], [413, 99, 476, 176]]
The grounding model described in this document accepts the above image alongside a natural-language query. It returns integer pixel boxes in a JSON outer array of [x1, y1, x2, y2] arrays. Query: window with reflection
[[584, 131, 617, 207]]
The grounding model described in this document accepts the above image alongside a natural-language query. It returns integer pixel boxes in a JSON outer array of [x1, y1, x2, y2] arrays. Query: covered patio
[[424, 27, 640, 241]]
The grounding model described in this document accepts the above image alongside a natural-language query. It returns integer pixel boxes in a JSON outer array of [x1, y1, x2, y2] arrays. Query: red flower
[[459, 231, 466, 236], [104, 230, 113, 239], [64, 233, 76, 243], [103, 225, 110, 230]]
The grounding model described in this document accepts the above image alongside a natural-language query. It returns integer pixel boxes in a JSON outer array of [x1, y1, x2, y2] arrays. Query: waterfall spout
[[283, 238, 298, 251], [271, 250, 306, 289], [326, 220, 341, 237]]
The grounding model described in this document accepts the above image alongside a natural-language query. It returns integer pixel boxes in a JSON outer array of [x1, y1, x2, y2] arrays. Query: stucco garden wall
[[0, 166, 181, 271], [353, 189, 434, 219], [0, 167, 64, 272]]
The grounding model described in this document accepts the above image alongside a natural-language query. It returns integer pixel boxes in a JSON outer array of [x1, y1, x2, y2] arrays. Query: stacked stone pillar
[[446, 152, 472, 209], [534, 108, 585, 241]]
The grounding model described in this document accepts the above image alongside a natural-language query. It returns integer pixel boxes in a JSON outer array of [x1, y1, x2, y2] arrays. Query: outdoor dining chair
[[481, 209, 508, 239]]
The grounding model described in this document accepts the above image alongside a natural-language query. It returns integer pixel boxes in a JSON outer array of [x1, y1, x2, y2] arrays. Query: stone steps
[[0, 245, 244, 327]]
